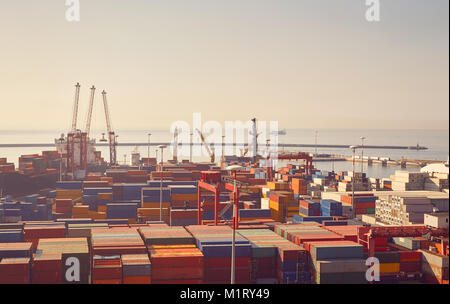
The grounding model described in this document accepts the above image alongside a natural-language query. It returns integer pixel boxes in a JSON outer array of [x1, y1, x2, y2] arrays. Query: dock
[[308, 154, 445, 168], [0, 142, 428, 150]]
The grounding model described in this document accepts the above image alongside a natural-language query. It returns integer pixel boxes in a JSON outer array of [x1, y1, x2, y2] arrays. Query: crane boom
[[196, 128, 215, 163], [102, 90, 112, 134], [85, 85, 96, 137], [101, 90, 117, 165], [70, 82, 81, 133]]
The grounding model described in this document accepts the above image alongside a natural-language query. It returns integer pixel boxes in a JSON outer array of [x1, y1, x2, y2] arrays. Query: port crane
[[70, 82, 81, 133], [66, 83, 88, 178], [101, 90, 117, 165], [196, 129, 215, 163], [84, 86, 96, 138], [82, 87, 118, 166], [250, 118, 259, 163]]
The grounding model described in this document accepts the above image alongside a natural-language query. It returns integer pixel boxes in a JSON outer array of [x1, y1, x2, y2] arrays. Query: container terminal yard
[[0, 86, 448, 285]]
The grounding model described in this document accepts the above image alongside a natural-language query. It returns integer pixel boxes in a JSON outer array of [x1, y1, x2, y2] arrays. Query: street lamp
[[59, 136, 64, 181], [190, 132, 193, 163], [350, 145, 357, 219], [360, 137, 366, 173], [222, 135, 226, 162], [225, 164, 243, 285], [158, 145, 167, 222], [315, 130, 318, 155], [147, 133, 152, 167]]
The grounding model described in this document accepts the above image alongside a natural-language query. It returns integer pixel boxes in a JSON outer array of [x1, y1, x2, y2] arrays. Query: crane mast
[[70, 82, 81, 133], [251, 118, 258, 163], [85, 85, 96, 138], [102, 90, 117, 165]]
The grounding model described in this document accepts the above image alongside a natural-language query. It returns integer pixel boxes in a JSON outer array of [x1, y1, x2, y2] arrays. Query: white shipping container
[[424, 213, 449, 229], [261, 198, 270, 210]]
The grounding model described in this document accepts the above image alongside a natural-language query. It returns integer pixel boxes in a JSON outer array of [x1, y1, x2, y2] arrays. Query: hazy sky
[[0, 0, 448, 131]]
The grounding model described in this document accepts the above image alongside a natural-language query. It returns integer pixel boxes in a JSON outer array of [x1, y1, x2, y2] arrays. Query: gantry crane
[[196, 128, 215, 163], [101, 90, 117, 165], [66, 82, 88, 178]]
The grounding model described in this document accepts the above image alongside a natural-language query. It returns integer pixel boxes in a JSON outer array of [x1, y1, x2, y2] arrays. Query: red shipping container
[[153, 279, 202, 284], [204, 257, 250, 268], [399, 251, 422, 262], [151, 267, 203, 280], [400, 262, 421, 273]]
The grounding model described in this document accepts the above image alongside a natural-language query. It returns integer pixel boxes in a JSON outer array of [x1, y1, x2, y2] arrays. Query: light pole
[[350, 146, 357, 219], [190, 132, 193, 163], [147, 133, 152, 167], [123, 154, 127, 166], [226, 165, 243, 285], [158, 145, 167, 222], [315, 130, 318, 155], [360, 137, 366, 174], [266, 139, 271, 179], [115, 135, 119, 166], [222, 135, 225, 161], [59, 136, 64, 181]]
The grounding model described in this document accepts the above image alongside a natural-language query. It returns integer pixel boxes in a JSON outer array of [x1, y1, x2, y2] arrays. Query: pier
[[306, 154, 445, 168], [0, 142, 428, 150]]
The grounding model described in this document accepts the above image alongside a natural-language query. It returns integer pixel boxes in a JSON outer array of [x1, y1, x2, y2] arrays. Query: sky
[[0, 0, 448, 132]]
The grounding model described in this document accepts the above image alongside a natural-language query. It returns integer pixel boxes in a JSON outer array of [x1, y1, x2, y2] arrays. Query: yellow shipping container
[[56, 190, 82, 200], [269, 200, 279, 211], [267, 182, 277, 190], [380, 263, 400, 274]]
